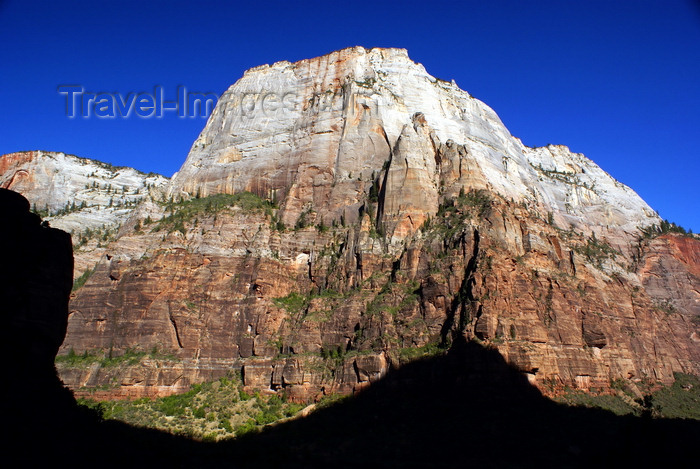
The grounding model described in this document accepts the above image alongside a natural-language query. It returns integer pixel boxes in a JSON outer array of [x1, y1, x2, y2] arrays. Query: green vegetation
[[33, 200, 88, 218], [294, 207, 313, 230], [315, 392, 352, 410], [78, 374, 305, 441], [355, 77, 376, 88], [368, 176, 380, 203], [73, 368, 700, 445], [650, 373, 700, 419], [73, 225, 121, 250], [395, 342, 447, 363], [640, 219, 694, 239], [363, 279, 420, 320], [271, 216, 286, 232], [155, 192, 275, 234], [424, 189, 492, 238], [273, 291, 319, 354], [556, 390, 638, 416], [556, 373, 700, 420], [72, 267, 95, 291], [317, 345, 351, 378], [31, 204, 50, 218], [654, 299, 678, 316], [89, 159, 131, 173], [458, 188, 492, 217], [273, 292, 310, 315], [272, 280, 422, 356], [530, 162, 597, 191], [273, 288, 347, 316], [56, 346, 178, 368], [573, 233, 618, 268], [315, 221, 329, 233]]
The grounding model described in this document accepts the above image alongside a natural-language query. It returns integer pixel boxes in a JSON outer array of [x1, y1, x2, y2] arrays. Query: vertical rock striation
[[169, 47, 658, 249], [3, 47, 696, 399]]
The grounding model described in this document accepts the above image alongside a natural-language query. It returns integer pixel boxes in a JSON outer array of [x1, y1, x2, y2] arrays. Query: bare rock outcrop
[[3, 48, 695, 400]]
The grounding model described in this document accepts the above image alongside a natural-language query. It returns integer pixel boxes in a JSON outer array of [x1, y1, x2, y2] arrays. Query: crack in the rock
[[441, 228, 480, 345], [169, 310, 184, 349]]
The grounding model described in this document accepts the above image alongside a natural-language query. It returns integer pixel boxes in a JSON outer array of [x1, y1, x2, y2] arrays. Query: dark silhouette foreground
[[1, 188, 698, 468]]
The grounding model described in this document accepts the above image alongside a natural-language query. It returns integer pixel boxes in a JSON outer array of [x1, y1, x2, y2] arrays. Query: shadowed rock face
[[0, 188, 73, 382], [221, 337, 700, 468], [0, 188, 77, 460], [6, 254, 700, 469]]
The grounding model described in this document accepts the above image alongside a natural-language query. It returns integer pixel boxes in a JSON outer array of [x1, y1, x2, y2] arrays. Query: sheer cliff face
[[47, 47, 699, 399], [170, 47, 658, 249]]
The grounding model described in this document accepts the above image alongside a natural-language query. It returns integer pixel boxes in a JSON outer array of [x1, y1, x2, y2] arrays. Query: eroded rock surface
[[4, 47, 697, 400]]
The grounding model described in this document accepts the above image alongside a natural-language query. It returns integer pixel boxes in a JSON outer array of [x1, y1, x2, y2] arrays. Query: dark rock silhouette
[[1, 187, 76, 463], [222, 338, 700, 467], [1, 187, 698, 468], [0, 189, 200, 467], [0, 188, 73, 364]]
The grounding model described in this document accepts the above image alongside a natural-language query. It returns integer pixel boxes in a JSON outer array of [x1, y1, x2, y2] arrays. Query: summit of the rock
[[170, 47, 658, 250], [244, 47, 411, 75]]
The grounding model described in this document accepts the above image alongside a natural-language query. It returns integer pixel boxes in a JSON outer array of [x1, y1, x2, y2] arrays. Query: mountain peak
[[4, 50, 696, 404], [171, 48, 657, 248], [245, 46, 412, 76]]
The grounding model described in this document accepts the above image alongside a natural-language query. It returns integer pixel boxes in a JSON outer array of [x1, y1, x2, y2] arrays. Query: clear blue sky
[[1, 0, 698, 231]]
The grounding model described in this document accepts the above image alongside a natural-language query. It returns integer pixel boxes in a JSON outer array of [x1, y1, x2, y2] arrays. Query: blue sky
[[1, 0, 698, 231]]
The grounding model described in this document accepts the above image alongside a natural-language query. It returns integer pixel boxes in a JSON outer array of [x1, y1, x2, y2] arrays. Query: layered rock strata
[[9, 47, 696, 399]]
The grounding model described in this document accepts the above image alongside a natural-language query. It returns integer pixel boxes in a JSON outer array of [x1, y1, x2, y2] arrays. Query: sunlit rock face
[[5, 47, 694, 400], [0, 150, 169, 278], [170, 46, 658, 249], [0, 151, 168, 233]]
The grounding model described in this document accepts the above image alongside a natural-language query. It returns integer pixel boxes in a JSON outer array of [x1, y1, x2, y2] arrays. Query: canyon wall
[[2, 47, 696, 400]]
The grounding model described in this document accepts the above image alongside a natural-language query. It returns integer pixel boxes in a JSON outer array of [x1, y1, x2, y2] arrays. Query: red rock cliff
[[23, 47, 697, 399]]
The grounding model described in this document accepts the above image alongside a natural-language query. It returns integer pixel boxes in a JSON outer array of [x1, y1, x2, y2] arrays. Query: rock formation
[[0, 188, 74, 375], [0, 188, 78, 458], [0, 150, 169, 277], [169, 47, 657, 251], [2, 47, 698, 400]]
